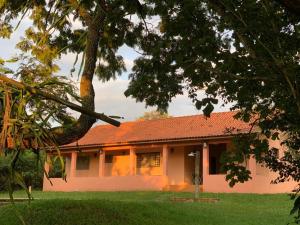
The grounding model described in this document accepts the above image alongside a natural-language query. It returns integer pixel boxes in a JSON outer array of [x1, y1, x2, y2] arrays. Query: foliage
[[48, 155, 65, 179], [137, 110, 171, 121], [0, 151, 45, 191], [0, 191, 294, 225], [121, 0, 300, 219], [0, 0, 151, 207]]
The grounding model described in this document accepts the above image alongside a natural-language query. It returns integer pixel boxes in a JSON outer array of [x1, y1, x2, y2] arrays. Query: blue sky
[[0, 16, 232, 124]]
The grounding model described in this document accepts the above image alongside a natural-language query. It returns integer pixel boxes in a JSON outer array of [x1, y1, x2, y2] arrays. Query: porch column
[[99, 150, 106, 177], [129, 147, 136, 175], [162, 144, 169, 176], [70, 151, 77, 177], [202, 142, 209, 179]]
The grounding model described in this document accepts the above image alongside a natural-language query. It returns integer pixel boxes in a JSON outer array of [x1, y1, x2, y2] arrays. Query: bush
[[0, 150, 45, 191]]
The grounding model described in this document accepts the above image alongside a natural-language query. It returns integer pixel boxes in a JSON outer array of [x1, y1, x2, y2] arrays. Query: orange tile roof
[[64, 111, 251, 148]]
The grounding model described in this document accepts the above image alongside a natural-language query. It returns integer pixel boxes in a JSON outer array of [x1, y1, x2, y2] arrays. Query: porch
[[43, 141, 232, 192]]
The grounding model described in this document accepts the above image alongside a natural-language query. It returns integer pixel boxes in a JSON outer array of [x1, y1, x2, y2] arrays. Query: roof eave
[[55, 133, 244, 152]]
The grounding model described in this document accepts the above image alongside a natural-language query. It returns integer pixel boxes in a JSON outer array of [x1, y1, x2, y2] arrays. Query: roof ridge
[[93, 110, 238, 128]]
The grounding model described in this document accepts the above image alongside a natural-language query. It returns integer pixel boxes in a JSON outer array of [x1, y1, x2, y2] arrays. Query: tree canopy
[[0, 0, 151, 148], [137, 110, 171, 121], [124, 0, 300, 178], [123, 0, 300, 218], [0, 0, 151, 201]]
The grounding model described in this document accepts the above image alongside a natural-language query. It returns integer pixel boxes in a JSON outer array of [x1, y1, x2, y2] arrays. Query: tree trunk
[[52, 8, 106, 145]]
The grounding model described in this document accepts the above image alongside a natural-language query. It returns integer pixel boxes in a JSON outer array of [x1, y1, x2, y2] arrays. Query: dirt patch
[[0, 198, 32, 206], [170, 197, 220, 203]]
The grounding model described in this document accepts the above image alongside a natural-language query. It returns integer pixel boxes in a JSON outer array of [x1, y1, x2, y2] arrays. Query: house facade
[[43, 111, 297, 193]]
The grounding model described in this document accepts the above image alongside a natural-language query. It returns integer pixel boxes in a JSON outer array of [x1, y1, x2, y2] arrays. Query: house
[[43, 111, 296, 193]]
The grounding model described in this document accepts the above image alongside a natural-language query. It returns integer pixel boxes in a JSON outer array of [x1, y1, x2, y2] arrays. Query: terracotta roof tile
[[65, 111, 251, 147]]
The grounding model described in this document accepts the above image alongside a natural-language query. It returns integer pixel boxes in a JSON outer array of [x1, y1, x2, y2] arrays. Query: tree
[[123, 0, 300, 218], [0, 0, 153, 147], [137, 110, 171, 121], [0, 0, 151, 202]]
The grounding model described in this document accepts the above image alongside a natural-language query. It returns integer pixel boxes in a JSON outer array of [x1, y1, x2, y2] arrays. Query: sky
[[0, 15, 232, 124]]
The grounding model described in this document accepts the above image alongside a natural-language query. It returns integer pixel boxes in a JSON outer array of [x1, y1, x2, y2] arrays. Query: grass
[[0, 191, 295, 225]]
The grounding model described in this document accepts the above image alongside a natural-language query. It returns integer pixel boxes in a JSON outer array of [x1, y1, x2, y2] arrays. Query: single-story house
[[43, 111, 297, 193]]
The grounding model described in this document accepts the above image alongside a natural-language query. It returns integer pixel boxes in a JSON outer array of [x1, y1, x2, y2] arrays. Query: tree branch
[[0, 75, 120, 127]]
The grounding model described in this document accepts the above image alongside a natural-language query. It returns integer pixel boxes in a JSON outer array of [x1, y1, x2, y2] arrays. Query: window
[[136, 152, 160, 168], [209, 143, 227, 175], [105, 154, 113, 163], [76, 156, 90, 170]]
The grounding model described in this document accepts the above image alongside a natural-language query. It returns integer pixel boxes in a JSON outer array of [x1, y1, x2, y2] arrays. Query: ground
[[0, 191, 295, 225]]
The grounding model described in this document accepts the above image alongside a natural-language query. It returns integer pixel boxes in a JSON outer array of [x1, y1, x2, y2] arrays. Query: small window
[[105, 155, 113, 163], [136, 152, 160, 168], [209, 143, 227, 175], [76, 156, 90, 170]]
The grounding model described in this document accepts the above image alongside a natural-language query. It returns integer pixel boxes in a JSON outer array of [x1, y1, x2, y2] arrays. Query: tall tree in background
[[0, 0, 150, 198], [0, 0, 152, 147], [137, 111, 171, 121]]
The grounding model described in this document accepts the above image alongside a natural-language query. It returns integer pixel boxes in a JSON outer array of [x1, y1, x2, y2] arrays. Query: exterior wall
[[76, 153, 99, 177], [44, 138, 298, 193], [105, 155, 130, 176], [136, 148, 162, 176], [43, 175, 168, 192], [202, 139, 298, 194], [167, 146, 185, 185], [203, 171, 297, 193]]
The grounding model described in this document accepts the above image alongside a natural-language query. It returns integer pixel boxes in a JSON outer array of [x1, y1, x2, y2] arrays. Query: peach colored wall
[[43, 175, 168, 192], [44, 137, 298, 193], [184, 147, 195, 184], [202, 172, 297, 193], [256, 162, 269, 176], [76, 154, 99, 177], [137, 167, 162, 176], [135, 148, 162, 176], [105, 155, 130, 176], [202, 139, 298, 193], [167, 147, 185, 185]]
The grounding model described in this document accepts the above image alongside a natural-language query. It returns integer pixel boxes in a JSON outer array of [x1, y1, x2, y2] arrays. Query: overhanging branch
[[0, 74, 120, 127]]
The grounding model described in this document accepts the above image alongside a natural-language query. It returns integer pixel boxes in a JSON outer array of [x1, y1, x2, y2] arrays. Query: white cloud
[[124, 58, 134, 71], [92, 79, 155, 122], [79, 78, 233, 125]]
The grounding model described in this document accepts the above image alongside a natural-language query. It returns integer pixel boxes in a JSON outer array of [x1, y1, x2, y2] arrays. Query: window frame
[[76, 155, 90, 170], [136, 152, 161, 168]]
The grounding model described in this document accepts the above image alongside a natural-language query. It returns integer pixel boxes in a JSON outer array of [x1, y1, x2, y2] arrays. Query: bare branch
[[0, 75, 120, 127]]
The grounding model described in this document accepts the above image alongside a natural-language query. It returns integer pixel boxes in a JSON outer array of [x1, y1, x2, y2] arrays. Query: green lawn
[[0, 191, 295, 225]]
